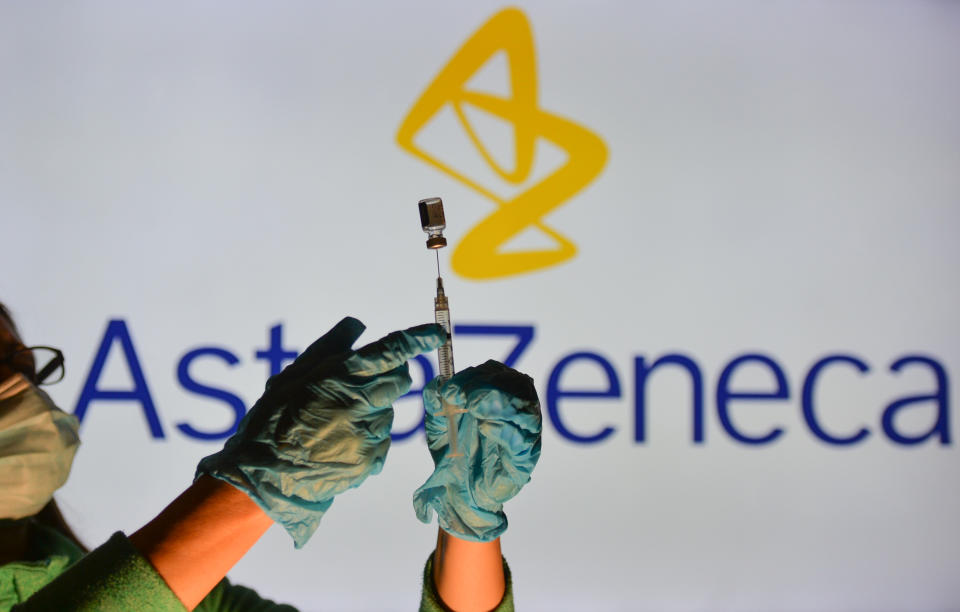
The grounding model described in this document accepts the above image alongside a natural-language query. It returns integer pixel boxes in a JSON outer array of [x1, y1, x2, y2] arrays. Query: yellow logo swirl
[[397, 8, 608, 280]]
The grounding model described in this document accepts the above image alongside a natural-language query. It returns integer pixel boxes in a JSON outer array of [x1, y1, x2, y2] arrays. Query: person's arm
[[19, 318, 445, 612], [142, 318, 442, 606], [128, 475, 273, 610], [17, 493, 293, 612], [431, 530, 505, 612], [413, 361, 541, 611]]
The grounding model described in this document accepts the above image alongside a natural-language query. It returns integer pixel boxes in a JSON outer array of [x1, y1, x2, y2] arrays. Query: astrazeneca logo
[[396, 8, 608, 280]]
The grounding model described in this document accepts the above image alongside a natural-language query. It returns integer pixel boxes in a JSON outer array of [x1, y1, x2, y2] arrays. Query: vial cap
[[426, 235, 448, 249]]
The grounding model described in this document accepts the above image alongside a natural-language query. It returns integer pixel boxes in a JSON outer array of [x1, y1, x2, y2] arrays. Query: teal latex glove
[[413, 360, 542, 542], [197, 317, 445, 548]]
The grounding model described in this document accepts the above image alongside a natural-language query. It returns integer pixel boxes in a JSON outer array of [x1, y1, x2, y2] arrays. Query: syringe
[[434, 276, 454, 379], [419, 197, 466, 457]]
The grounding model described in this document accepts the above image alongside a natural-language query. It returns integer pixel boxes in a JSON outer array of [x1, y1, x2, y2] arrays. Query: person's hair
[[0, 300, 87, 552], [35, 500, 88, 552], [0, 302, 19, 336]]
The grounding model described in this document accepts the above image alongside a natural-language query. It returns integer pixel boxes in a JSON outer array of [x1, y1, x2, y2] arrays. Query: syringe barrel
[[434, 305, 454, 380]]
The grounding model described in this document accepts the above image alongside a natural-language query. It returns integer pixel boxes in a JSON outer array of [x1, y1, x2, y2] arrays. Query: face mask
[[0, 373, 80, 520]]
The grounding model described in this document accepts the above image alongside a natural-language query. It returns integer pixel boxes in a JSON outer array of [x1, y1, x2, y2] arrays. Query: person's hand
[[197, 316, 445, 548], [413, 360, 542, 542]]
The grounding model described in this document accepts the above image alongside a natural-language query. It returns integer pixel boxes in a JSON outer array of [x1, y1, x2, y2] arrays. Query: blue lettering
[[254, 323, 299, 378], [176, 347, 247, 441], [882, 355, 950, 445], [453, 324, 535, 368], [74, 319, 164, 439], [634, 354, 704, 443], [391, 354, 435, 441], [716, 354, 788, 445], [546, 351, 620, 444], [801, 355, 871, 445]]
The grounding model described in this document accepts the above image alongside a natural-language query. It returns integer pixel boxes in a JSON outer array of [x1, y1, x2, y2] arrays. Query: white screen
[[2, 2, 958, 610]]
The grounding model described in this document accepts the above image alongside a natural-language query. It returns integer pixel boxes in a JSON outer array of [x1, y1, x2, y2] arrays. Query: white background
[[2, 2, 959, 610]]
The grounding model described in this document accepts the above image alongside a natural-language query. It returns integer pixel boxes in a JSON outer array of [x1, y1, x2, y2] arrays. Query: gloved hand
[[413, 360, 542, 542], [197, 316, 445, 548]]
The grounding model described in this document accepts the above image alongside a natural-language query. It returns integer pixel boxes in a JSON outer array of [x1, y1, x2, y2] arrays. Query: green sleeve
[[13, 531, 298, 612], [13, 532, 186, 612], [194, 577, 298, 612], [418, 552, 514, 612]]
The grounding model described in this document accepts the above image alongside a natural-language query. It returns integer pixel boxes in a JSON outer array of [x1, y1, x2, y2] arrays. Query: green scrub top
[[2, 523, 295, 612]]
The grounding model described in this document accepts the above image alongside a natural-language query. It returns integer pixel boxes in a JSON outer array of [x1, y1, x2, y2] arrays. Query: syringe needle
[[435, 249, 440, 278]]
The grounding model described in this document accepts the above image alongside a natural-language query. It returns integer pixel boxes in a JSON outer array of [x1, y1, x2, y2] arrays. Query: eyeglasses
[[1, 346, 65, 385]]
